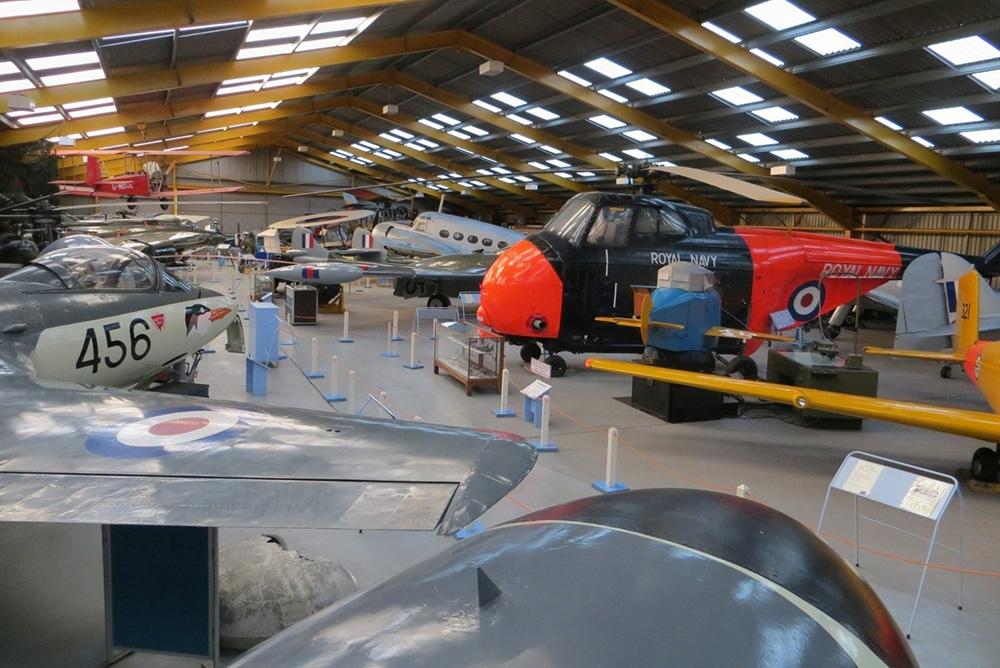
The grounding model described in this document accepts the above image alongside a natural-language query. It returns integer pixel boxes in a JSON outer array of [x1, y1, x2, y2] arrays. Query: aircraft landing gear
[[545, 354, 567, 378], [724, 355, 758, 380], [426, 294, 450, 307], [519, 342, 542, 364], [940, 365, 953, 379], [972, 446, 1000, 483]]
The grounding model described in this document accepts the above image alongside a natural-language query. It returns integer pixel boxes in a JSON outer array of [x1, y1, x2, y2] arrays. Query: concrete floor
[[7, 264, 1000, 666]]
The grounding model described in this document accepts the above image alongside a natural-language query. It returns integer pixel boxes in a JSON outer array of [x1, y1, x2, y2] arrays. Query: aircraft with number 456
[[478, 191, 1000, 377], [0, 235, 242, 389]]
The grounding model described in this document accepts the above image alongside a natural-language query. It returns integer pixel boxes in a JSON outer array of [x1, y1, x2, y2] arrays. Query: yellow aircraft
[[587, 273, 1000, 481]]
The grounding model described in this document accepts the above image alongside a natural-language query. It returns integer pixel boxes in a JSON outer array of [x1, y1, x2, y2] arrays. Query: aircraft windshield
[[542, 196, 597, 245], [7, 246, 159, 291]]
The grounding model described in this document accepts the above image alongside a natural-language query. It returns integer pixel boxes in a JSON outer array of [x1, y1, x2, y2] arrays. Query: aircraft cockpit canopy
[[2, 245, 191, 292], [543, 193, 716, 248]]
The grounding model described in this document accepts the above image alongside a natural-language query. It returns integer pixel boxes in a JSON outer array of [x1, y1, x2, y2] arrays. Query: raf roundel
[[787, 281, 826, 322], [86, 407, 244, 458]]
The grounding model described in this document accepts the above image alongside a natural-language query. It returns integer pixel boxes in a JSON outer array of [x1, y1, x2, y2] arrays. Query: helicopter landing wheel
[[940, 365, 953, 379], [544, 354, 567, 378], [725, 355, 758, 380], [520, 342, 542, 364], [972, 447, 999, 483]]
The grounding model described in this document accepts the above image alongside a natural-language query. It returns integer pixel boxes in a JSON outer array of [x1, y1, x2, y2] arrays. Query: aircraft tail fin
[[291, 227, 317, 251], [956, 270, 980, 353], [351, 227, 375, 250], [85, 156, 101, 185], [895, 252, 972, 350]]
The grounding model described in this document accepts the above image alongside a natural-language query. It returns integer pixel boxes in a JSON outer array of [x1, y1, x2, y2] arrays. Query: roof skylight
[[578, 171, 595, 177], [472, 99, 502, 113], [313, 17, 366, 34], [505, 113, 532, 125], [598, 89, 629, 103], [0, 78, 34, 93], [598, 152, 622, 162], [913, 135, 933, 147], [86, 126, 125, 137], [237, 44, 295, 60], [66, 102, 116, 119], [706, 138, 731, 150], [510, 133, 534, 144], [40, 68, 105, 87], [246, 24, 310, 43], [416, 138, 439, 148], [526, 107, 560, 121], [771, 148, 808, 160], [491, 92, 526, 107], [744, 1, 815, 31], [738, 133, 778, 146], [625, 78, 670, 96], [711, 86, 763, 106], [622, 148, 653, 159], [927, 36, 1000, 66], [296, 36, 348, 52], [538, 145, 561, 155], [702, 22, 741, 44], [15, 112, 64, 126], [972, 69, 1000, 90], [960, 129, 1000, 143], [750, 48, 784, 66], [390, 128, 414, 139], [528, 161, 549, 170], [418, 118, 444, 130], [584, 57, 632, 78], [558, 70, 592, 87], [738, 153, 761, 162], [921, 106, 982, 125], [463, 125, 489, 136], [547, 158, 571, 168], [432, 113, 460, 125], [874, 116, 903, 130], [794, 28, 861, 55], [589, 114, 627, 129], [26, 51, 98, 70], [623, 129, 657, 142], [554, 172, 573, 178], [751, 106, 799, 123], [447, 129, 471, 140], [0, 0, 78, 18]]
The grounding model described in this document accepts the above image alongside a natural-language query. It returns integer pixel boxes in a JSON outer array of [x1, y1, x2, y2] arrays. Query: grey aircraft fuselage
[[233, 489, 916, 668]]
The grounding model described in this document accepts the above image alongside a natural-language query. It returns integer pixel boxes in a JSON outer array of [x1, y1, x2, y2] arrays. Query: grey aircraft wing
[[232, 489, 915, 668], [0, 377, 535, 535]]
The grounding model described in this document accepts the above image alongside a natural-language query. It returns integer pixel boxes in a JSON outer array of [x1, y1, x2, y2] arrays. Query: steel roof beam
[[0, 0, 422, 49], [607, 0, 1000, 211]]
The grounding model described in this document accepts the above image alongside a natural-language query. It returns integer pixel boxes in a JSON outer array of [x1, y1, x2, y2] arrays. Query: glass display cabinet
[[433, 321, 505, 395]]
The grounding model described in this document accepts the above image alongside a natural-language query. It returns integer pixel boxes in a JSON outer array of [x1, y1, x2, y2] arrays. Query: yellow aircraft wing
[[594, 316, 684, 330], [863, 346, 964, 362], [586, 358, 1000, 443]]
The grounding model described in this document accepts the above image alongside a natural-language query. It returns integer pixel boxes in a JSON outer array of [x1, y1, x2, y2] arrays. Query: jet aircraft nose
[[479, 239, 563, 340]]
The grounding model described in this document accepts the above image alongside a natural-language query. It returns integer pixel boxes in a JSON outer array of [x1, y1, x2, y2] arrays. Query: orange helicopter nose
[[479, 239, 563, 339]]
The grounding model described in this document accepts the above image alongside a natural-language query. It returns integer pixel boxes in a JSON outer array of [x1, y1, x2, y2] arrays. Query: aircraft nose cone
[[479, 239, 562, 339]]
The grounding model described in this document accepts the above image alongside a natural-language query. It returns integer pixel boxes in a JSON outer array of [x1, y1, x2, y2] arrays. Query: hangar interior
[[2, 0, 1000, 666]]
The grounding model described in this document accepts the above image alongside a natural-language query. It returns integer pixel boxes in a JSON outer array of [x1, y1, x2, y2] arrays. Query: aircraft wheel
[[519, 342, 542, 364], [844, 313, 857, 328], [426, 294, 450, 307], [725, 355, 758, 380], [972, 447, 1000, 482], [940, 365, 953, 379], [545, 355, 567, 377]]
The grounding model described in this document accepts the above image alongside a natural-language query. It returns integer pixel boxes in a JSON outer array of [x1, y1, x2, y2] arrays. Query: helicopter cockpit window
[[659, 209, 689, 239], [543, 196, 596, 246], [586, 205, 633, 248], [29, 247, 158, 291], [630, 207, 660, 247]]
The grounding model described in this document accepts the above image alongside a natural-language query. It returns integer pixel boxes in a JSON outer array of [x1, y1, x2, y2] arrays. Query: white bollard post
[[492, 368, 516, 417], [306, 337, 324, 378], [325, 355, 345, 402], [403, 332, 423, 369], [736, 484, 750, 498], [431, 318, 439, 341], [380, 321, 399, 357], [533, 395, 558, 452], [592, 428, 629, 493], [348, 370, 357, 414], [391, 310, 403, 341], [339, 310, 353, 343], [379, 390, 388, 405]]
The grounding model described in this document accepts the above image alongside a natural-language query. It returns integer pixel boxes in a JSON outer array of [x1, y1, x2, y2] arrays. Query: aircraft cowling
[[735, 229, 903, 353], [479, 239, 563, 340]]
